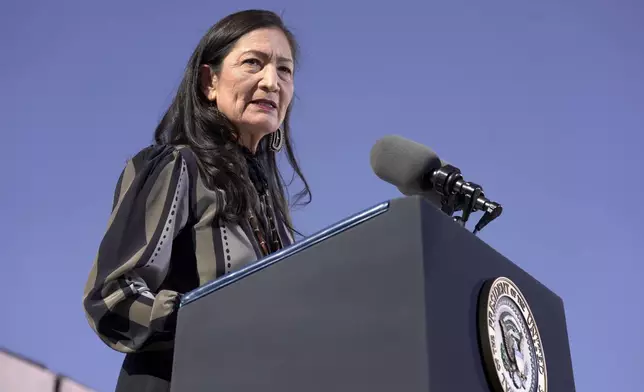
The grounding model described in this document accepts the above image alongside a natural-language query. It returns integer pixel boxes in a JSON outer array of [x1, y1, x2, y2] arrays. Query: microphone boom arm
[[427, 164, 503, 234]]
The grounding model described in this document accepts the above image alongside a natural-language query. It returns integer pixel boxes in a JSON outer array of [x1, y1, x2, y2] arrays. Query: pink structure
[[0, 349, 94, 392]]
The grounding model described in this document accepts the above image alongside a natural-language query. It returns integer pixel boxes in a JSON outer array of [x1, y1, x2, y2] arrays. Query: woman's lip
[[250, 99, 277, 108], [251, 102, 276, 111]]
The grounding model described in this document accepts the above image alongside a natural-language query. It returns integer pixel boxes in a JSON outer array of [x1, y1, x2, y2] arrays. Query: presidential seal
[[478, 277, 547, 392]]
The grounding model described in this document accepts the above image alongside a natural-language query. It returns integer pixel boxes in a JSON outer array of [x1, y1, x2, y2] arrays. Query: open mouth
[[250, 99, 277, 110]]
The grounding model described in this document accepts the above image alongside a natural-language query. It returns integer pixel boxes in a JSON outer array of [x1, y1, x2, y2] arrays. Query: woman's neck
[[237, 132, 264, 154]]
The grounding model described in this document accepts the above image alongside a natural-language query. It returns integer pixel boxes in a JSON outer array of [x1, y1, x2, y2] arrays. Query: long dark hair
[[154, 9, 311, 231]]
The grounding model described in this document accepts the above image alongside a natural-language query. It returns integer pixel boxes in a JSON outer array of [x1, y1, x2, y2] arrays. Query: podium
[[170, 196, 576, 391]]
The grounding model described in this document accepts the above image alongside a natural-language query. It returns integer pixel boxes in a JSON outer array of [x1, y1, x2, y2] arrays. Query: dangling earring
[[269, 127, 284, 152]]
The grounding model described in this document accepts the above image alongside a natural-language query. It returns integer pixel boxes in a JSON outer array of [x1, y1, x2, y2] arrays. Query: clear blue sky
[[2, 0, 642, 391]]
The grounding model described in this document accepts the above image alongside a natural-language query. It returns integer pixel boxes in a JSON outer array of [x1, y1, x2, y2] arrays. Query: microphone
[[370, 135, 503, 234]]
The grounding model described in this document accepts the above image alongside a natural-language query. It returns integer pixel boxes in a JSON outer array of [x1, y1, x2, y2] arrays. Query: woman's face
[[202, 27, 294, 151]]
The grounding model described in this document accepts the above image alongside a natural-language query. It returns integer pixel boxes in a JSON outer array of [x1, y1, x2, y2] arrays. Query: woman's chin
[[237, 120, 278, 137]]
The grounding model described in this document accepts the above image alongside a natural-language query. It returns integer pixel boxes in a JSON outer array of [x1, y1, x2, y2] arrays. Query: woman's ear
[[199, 64, 217, 102]]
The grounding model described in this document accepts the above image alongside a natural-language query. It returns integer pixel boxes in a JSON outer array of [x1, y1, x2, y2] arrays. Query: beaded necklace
[[243, 147, 282, 256]]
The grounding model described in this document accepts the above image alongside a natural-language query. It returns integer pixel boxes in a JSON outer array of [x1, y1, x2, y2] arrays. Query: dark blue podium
[[170, 196, 575, 392]]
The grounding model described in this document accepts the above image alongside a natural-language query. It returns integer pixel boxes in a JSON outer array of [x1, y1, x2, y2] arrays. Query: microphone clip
[[428, 164, 503, 235]]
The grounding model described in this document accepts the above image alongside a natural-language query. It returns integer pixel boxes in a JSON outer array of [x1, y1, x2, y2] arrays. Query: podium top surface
[[180, 201, 391, 307]]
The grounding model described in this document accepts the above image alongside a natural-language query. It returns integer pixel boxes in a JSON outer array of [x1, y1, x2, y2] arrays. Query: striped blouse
[[82, 144, 294, 354]]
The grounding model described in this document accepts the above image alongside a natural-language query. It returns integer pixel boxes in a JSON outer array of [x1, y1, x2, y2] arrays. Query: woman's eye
[[243, 58, 262, 67]]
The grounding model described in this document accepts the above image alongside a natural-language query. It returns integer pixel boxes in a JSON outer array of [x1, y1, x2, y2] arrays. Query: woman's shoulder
[[122, 143, 199, 172], [126, 143, 180, 164], [112, 144, 200, 198]]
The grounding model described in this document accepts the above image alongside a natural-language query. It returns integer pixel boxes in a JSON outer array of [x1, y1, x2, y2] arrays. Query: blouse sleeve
[[83, 145, 191, 353]]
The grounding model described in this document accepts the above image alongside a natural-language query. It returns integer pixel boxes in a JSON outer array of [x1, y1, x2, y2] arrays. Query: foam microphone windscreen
[[369, 135, 443, 194]]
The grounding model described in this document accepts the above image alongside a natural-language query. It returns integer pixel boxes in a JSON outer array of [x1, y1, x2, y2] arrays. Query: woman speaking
[[82, 9, 311, 391]]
